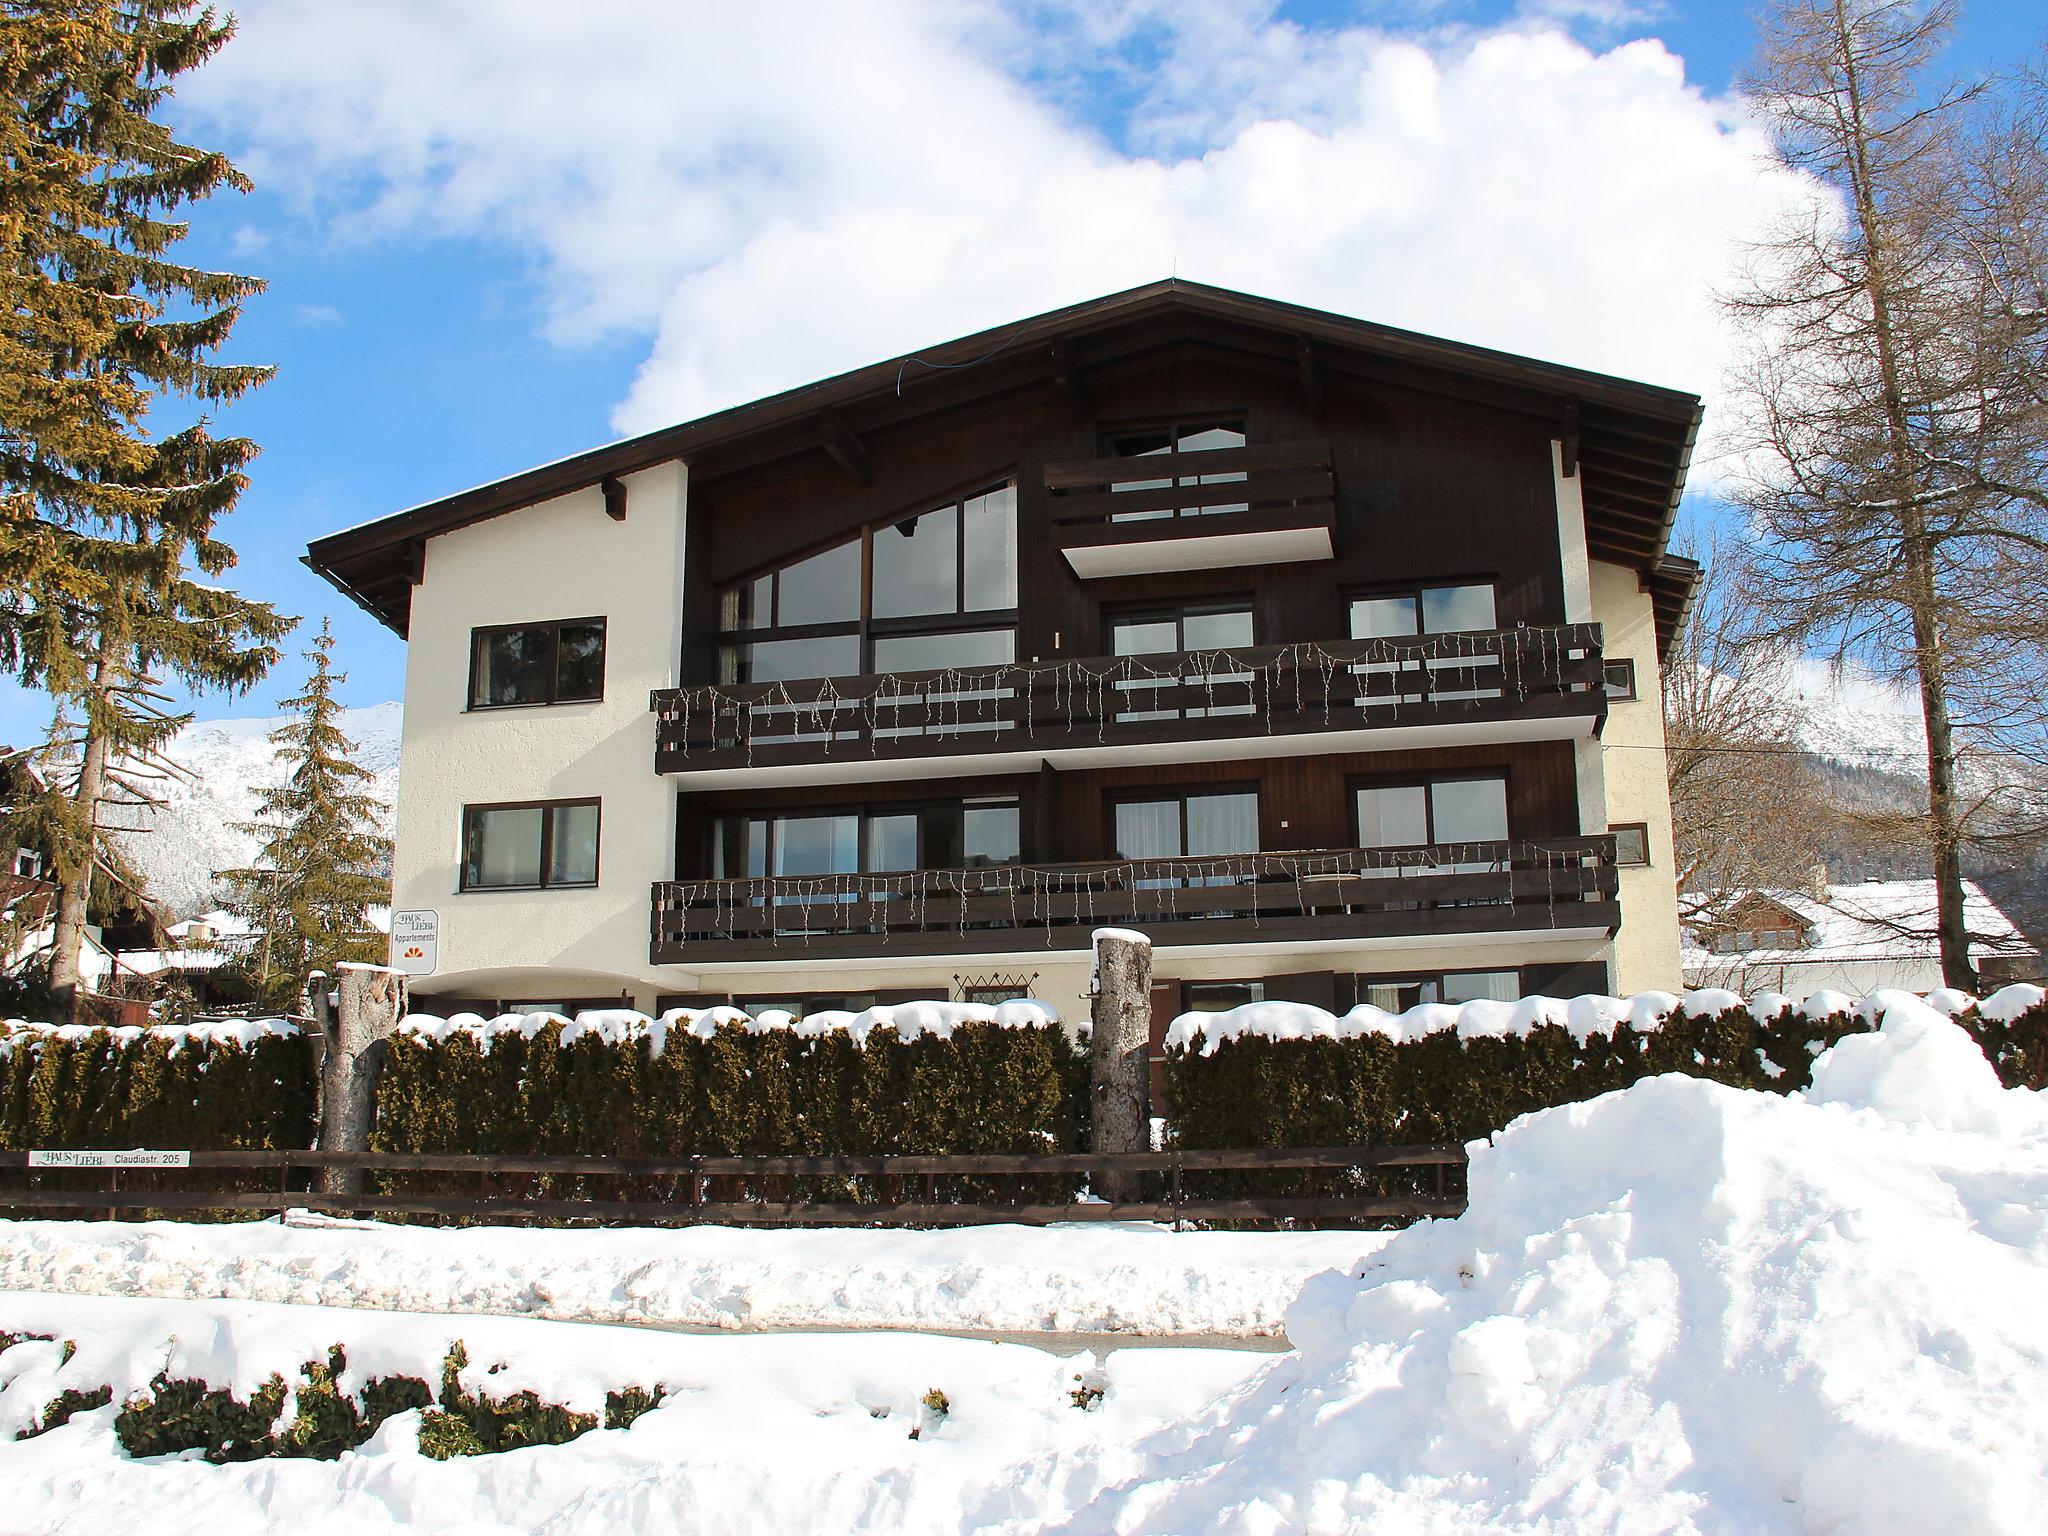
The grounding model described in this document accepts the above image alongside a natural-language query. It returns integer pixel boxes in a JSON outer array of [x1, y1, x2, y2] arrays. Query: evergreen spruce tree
[[0, 2, 289, 1016], [219, 621, 392, 1013]]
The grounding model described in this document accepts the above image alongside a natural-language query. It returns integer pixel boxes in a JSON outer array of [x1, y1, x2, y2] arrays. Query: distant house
[[1682, 879, 2041, 998]]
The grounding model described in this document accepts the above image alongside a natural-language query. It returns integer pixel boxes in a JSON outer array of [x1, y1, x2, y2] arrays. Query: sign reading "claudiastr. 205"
[[27, 1150, 191, 1169]]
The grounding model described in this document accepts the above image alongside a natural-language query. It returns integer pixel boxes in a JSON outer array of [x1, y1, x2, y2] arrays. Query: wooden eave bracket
[[1560, 400, 1581, 478], [601, 475, 628, 521], [1048, 339, 1092, 420], [405, 541, 426, 586], [1297, 336, 1325, 418], [819, 408, 872, 484]]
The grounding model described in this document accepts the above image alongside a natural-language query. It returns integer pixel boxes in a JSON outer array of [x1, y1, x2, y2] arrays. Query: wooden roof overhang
[[304, 278, 1704, 656]]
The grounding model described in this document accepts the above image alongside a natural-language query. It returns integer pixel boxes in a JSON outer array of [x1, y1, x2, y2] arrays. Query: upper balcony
[[649, 836, 1620, 969], [1044, 438, 1336, 579], [651, 624, 1607, 786]]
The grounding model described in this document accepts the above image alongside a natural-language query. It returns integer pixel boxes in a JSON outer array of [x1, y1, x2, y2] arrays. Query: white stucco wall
[[1588, 558, 1684, 993], [391, 461, 687, 1009]]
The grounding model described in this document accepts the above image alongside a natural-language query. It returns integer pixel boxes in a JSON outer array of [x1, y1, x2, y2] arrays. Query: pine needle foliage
[[0, 1, 290, 1012], [219, 621, 393, 1011]]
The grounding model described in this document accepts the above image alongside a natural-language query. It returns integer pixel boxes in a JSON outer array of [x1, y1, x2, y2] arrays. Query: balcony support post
[[1089, 928, 1153, 1204]]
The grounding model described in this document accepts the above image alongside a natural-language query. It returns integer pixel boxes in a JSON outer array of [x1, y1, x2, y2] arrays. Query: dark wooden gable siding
[[681, 343, 1569, 683]]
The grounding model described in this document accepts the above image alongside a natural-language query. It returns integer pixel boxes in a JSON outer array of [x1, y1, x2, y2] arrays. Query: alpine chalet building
[[307, 281, 1699, 1024]]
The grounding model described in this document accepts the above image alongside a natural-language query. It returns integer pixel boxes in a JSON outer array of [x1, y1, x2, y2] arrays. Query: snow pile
[[399, 998, 1060, 1054], [0, 1290, 1270, 1534], [1074, 996, 2048, 1533], [0, 1015, 301, 1058], [1165, 982, 2045, 1053], [0, 1220, 1379, 1339]]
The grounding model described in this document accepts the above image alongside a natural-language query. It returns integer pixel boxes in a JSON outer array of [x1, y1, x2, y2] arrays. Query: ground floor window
[[460, 799, 600, 890], [1356, 968, 1522, 1011]]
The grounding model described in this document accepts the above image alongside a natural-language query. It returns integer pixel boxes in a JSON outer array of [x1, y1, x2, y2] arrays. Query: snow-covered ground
[[0, 1220, 1383, 1339], [3, 991, 2043, 1532]]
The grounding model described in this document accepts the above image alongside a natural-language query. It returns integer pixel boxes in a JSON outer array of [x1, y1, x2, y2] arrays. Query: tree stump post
[[317, 963, 407, 1199], [1089, 928, 1153, 1204]]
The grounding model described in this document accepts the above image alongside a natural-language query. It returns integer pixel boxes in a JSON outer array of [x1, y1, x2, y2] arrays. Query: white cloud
[[185, 0, 1825, 470]]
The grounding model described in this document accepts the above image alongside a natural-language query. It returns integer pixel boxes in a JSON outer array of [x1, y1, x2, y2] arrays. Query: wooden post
[[317, 963, 407, 1199], [1088, 928, 1152, 1204]]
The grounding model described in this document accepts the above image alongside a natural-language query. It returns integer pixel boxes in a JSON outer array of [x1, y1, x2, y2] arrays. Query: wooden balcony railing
[[652, 624, 1605, 772], [1043, 437, 1336, 527], [650, 836, 1619, 964]]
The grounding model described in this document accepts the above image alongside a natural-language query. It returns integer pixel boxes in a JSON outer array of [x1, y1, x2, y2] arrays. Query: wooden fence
[[0, 1144, 1468, 1230]]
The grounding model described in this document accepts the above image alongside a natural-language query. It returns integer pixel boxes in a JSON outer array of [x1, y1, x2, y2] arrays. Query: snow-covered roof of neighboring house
[[1683, 879, 2037, 965]]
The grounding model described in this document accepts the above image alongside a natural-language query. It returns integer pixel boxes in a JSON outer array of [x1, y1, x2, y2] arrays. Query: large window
[[1357, 970, 1521, 1011], [1110, 605, 1255, 722], [1104, 418, 1247, 520], [718, 485, 1017, 685], [1348, 582, 1498, 640], [469, 619, 606, 708], [711, 798, 1022, 881], [1355, 774, 1509, 850], [461, 799, 600, 891]]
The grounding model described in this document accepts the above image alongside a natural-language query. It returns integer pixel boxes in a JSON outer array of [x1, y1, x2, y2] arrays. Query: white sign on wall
[[28, 1149, 190, 1169], [390, 909, 439, 976]]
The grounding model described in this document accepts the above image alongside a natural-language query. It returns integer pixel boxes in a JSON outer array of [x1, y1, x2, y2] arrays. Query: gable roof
[[305, 278, 1703, 649], [1685, 879, 2038, 964]]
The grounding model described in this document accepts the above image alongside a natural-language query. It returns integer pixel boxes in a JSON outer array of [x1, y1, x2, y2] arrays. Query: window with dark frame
[[1611, 822, 1650, 866], [716, 484, 1018, 686], [460, 798, 600, 891], [1356, 969, 1523, 1010], [1102, 417, 1248, 520], [1109, 602, 1256, 722], [1347, 581, 1499, 639], [709, 798, 1023, 882], [468, 618, 606, 709], [1603, 658, 1638, 700]]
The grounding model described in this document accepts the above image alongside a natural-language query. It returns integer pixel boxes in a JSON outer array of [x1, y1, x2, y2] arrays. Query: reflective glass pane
[[773, 814, 859, 876], [1114, 799, 1182, 860], [712, 816, 766, 879], [464, 806, 543, 888], [741, 632, 861, 683], [1349, 597, 1420, 640], [547, 802, 600, 885], [961, 487, 1017, 611], [962, 803, 1020, 867], [865, 813, 918, 873], [869, 627, 1014, 673], [1182, 609, 1254, 650], [1186, 791, 1259, 856], [1178, 424, 1245, 455], [554, 623, 605, 701], [1420, 584, 1497, 633], [1184, 982, 1263, 1011], [871, 506, 958, 619], [1440, 970, 1520, 1003], [1356, 785, 1430, 848], [1430, 776, 1509, 843], [1361, 981, 1430, 1011], [775, 538, 861, 625], [1112, 619, 1180, 657], [473, 628, 552, 707]]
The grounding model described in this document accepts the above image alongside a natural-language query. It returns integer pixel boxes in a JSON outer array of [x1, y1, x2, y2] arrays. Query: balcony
[[652, 625, 1606, 784], [649, 837, 1619, 967], [1044, 438, 1336, 578]]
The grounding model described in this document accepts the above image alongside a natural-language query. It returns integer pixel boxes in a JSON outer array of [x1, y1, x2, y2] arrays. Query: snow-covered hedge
[[375, 1004, 1084, 1167], [1163, 986, 2048, 1193], [0, 1017, 315, 1152]]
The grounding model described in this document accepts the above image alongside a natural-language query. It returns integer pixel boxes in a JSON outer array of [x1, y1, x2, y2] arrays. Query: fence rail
[[0, 1143, 1468, 1229]]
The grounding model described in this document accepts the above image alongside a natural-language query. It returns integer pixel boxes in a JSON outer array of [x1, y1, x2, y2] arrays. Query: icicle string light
[[654, 626, 1604, 764], [652, 836, 1618, 953]]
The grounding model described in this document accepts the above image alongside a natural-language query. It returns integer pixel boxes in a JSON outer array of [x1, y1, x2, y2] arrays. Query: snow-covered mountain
[[1784, 656, 1927, 776], [107, 702, 401, 917]]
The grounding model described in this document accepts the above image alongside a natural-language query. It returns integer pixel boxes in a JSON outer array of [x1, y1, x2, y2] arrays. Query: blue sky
[[3, 0, 2039, 742]]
